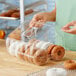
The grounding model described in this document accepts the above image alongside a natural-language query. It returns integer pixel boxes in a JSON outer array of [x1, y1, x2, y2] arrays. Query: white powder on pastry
[[15, 43, 22, 57], [8, 41, 20, 56], [41, 42, 51, 50], [46, 68, 67, 76], [30, 43, 35, 55], [36, 41, 52, 50], [25, 43, 30, 50], [15, 41, 27, 57], [36, 41, 45, 49], [6, 37, 17, 48], [6, 37, 10, 48]]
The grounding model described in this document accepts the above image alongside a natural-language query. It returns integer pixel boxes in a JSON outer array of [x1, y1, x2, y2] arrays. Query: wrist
[[47, 12, 56, 22]]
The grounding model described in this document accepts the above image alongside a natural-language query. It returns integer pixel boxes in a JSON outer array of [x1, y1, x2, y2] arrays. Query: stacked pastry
[[6, 38, 65, 66], [0, 9, 33, 18], [6, 38, 48, 65], [28, 39, 65, 61]]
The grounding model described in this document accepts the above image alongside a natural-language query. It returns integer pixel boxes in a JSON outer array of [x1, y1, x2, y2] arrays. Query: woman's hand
[[29, 12, 51, 28], [29, 9, 56, 28], [62, 21, 76, 34]]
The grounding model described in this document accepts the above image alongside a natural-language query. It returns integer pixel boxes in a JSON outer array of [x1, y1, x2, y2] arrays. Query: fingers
[[32, 15, 38, 21], [34, 20, 45, 28], [63, 28, 76, 34], [62, 21, 76, 34], [29, 16, 45, 28], [30, 20, 45, 28], [71, 21, 76, 24], [62, 22, 73, 29], [62, 21, 76, 29], [29, 15, 39, 28], [62, 26, 70, 32], [29, 21, 36, 28], [62, 26, 76, 34]]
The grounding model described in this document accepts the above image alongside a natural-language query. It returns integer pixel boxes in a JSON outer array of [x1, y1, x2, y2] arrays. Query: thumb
[[62, 27, 76, 34]]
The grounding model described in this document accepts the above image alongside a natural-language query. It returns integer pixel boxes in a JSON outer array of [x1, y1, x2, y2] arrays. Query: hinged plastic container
[[6, 20, 65, 66]]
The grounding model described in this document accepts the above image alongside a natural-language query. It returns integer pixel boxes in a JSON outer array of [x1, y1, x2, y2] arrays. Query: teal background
[[56, 0, 76, 51]]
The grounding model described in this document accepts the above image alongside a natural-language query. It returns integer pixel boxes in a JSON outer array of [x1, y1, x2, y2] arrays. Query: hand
[[29, 12, 51, 28], [62, 21, 76, 34]]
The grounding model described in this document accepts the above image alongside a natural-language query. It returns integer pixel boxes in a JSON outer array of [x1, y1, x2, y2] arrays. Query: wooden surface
[[0, 39, 76, 76]]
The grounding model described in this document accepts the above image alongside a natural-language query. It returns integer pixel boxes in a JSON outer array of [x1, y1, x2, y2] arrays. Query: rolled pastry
[[33, 49, 48, 66], [8, 9, 19, 14], [6, 37, 11, 48], [64, 60, 76, 70], [0, 12, 11, 17], [24, 9, 33, 15], [6, 37, 16, 48], [29, 41, 39, 63], [11, 12, 20, 18], [16, 42, 27, 59], [24, 48, 30, 62], [51, 45, 65, 60], [8, 41, 20, 56]]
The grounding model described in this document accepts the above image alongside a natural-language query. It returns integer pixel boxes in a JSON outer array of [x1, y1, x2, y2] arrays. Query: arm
[[46, 8, 56, 22], [30, 8, 56, 28]]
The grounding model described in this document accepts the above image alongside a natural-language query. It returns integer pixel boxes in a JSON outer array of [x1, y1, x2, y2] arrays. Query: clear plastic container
[[6, 20, 65, 66], [21, 20, 52, 42], [6, 39, 48, 66]]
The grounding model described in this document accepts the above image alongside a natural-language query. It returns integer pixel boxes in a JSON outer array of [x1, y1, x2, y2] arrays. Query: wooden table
[[0, 39, 76, 76]]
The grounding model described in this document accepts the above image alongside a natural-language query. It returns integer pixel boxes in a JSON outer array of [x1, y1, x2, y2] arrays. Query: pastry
[[17, 42, 27, 59], [8, 41, 20, 56], [24, 48, 30, 62], [51, 45, 65, 60], [11, 12, 20, 18], [33, 49, 48, 66], [64, 60, 76, 70], [0, 12, 11, 17], [24, 9, 33, 15]]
